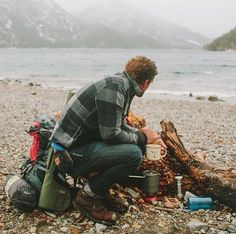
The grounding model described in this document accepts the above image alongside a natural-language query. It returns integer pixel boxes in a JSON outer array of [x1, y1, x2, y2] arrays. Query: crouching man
[[50, 56, 166, 225]]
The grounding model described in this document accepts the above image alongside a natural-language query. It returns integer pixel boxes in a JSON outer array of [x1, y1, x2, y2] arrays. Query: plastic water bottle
[[188, 197, 212, 211]]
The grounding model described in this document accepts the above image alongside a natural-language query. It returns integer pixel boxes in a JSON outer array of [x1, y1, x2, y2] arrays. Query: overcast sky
[[54, 0, 236, 39]]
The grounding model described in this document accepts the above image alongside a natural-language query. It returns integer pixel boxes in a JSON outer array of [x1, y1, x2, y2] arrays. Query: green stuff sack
[[38, 148, 71, 211], [21, 159, 46, 199]]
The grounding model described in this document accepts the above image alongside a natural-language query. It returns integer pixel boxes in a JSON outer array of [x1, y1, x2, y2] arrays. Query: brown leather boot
[[73, 189, 117, 226], [100, 192, 128, 214]]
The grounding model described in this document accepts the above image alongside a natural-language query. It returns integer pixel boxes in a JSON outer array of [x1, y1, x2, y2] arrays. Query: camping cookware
[[129, 170, 160, 196]]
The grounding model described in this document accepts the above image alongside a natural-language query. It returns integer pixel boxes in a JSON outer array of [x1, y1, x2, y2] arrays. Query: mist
[[55, 0, 236, 39]]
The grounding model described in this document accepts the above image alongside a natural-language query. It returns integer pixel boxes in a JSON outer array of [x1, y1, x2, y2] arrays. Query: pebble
[[88, 228, 96, 234], [231, 218, 236, 225], [60, 227, 69, 232], [208, 219, 214, 224], [19, 213, 26, 220], [227, 224, 236, 233], [88, 220, 94, 225], [29, 227, 37, 233], [217, 217, 225, 221], [187, 219, 209, 232], [74, 213, 81, 219], [208, 95, 219, 101], [95, 223, 107, 233], [44, 211, 56, 218], [122, 224, 130, 229]]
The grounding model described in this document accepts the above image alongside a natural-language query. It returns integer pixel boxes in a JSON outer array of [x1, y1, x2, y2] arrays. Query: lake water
[[0, 48, 235, 100]]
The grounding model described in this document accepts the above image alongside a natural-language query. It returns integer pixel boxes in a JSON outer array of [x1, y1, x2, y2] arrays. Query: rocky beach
[[0, 79, 236, 234]]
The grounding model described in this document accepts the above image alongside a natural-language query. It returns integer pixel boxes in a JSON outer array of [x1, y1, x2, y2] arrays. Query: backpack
[[27, 113, 58, 162], [4, 113, 76, 212], [19, 113, 58, 198], [20, 159, 47, 199], [23, 113, 76, 211]]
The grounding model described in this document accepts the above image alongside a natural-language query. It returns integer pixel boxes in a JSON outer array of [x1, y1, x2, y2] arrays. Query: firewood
[[126, 113, 236, 211], [160, 120, 236, 211]]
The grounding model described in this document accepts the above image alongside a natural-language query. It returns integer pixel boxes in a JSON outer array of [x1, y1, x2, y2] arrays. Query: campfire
[[126, 112, 236, 211]]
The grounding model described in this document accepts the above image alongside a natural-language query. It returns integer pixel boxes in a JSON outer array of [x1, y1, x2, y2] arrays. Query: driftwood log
[[126, 113, 236, 211], [159, 120, 236, 211]]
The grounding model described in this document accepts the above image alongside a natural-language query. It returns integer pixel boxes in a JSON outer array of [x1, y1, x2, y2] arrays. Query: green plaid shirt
[[50, 71, 147, 150]]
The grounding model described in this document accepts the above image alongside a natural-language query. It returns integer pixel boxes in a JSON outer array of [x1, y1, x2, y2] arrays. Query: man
[[50, 56, 167, 225]]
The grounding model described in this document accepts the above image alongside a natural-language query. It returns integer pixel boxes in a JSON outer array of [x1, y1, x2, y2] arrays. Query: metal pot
[[129, 170, 160, 196]]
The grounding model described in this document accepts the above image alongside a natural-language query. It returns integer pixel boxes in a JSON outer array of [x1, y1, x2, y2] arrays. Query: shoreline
[[1, 77, 236, 104]]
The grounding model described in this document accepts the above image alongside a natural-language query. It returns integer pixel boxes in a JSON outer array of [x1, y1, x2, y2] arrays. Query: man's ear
[[138, 79, 151, 92]]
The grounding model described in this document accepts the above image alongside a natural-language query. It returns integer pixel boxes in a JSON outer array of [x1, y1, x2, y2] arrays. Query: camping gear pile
[[3, 114, 74, 212]]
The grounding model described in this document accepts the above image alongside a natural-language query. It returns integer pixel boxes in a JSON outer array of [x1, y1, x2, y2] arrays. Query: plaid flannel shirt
[[50, 71, 147, 150]]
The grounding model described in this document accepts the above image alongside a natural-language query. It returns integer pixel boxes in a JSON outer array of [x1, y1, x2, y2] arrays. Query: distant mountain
[[0, 0, 80, 47], [205, 27, 236, 51], [0, 0, 209, 48], [75, 0, 209, 49]]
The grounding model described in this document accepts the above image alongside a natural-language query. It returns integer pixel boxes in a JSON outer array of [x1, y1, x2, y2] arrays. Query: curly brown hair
[[124, 56, 158, 84]]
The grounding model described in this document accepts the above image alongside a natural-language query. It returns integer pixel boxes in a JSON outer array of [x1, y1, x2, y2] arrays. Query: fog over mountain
[[75, 0, 209, 48], [55, 0, 236, 39], [0, 0, 209, 48]]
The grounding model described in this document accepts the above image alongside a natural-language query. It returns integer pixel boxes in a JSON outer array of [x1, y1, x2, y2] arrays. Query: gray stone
[[19, 213, 26, 220], [60, 227, 69, 232], [122, 224, 130, 229], [88, 228, 96, 234], [95, 223, 107, 233], [44, 211, 56, 218], [88, 220, 94, 225], [196, 96, 206, 100], [231, 218, 236, 226], [29, 227, 37, 233], [217, 216, 225, 221], [187, 219, 209, 232], [208, 219, 215, 224], [227, 224, 236, 233], [208, 95, 219, 101]]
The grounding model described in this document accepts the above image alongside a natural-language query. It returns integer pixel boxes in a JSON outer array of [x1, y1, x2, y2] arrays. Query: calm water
[[0, 48, 236, 99]]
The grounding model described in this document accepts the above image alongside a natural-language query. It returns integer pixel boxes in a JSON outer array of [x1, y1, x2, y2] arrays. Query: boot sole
[[72, 201, 116, 226]]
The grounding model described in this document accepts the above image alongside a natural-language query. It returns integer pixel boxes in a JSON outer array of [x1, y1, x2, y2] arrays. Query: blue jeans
[[69, 142, 143, 196]]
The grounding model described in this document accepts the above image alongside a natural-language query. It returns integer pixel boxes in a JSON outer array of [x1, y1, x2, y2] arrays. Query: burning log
[[159, 120, 236, 211]]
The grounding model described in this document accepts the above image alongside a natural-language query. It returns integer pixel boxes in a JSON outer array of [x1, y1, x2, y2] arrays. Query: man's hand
[[139, 127, 161, 144], [152, 138, 167, 153], [140, 127, 167, 152]]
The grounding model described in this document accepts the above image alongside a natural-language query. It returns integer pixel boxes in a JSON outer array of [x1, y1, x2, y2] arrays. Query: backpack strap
[[51, 142, 65, 151], [50, 142, 77, 187]]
